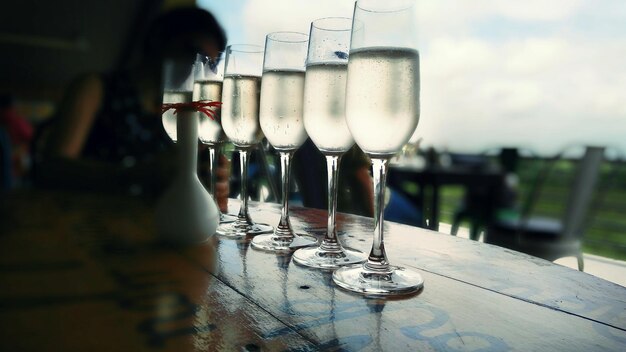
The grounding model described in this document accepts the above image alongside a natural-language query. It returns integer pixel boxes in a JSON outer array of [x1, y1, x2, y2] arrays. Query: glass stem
[[321, 154, 342, 251], [208, 144, 222, 214], [275, 151, 295, 237], [364, 158, 391, 273], [236, 148, 252, 225]]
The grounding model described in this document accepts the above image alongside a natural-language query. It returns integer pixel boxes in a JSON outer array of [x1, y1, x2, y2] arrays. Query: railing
[[440, 156, 626, 261]]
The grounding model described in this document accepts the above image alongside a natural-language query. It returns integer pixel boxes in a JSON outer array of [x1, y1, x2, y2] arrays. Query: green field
[[227, 144, 626, 261], [439, 157, 626, 261]]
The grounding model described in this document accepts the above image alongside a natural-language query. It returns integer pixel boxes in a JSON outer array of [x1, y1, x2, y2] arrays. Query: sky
[[199, 0, 626, 156]]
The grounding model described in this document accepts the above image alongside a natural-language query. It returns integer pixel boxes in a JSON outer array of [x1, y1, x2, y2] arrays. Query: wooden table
[[1, 190, 625, 351], [388, 164, 505, 231]]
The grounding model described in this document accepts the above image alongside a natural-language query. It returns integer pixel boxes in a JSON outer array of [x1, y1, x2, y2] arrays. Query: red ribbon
[[161, 100, 222, 120]]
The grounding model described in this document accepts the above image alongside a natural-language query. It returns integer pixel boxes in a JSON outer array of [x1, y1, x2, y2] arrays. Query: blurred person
[[294, 139, 422, 226], [0, 94, 34, 186], [293, 140, 373, 217], [33, 7, 230, 210]]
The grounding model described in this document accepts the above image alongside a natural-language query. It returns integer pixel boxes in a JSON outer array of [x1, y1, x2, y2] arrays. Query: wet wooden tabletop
[[1, 190, 625, 351]]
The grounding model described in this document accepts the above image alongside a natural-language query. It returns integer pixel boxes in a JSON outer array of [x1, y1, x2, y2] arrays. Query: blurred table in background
[[389, 157, 505, 232], [1, 190, 624, 351]]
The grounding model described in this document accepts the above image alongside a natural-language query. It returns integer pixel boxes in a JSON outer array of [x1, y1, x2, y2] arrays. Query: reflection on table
[[1, 190, 624, 351]]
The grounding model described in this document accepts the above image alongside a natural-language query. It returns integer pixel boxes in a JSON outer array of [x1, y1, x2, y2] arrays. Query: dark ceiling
[[0, 0, 162, 100]]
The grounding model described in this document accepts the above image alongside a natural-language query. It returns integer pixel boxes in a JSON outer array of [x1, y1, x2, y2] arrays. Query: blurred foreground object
[[0, 94, 33, 188]]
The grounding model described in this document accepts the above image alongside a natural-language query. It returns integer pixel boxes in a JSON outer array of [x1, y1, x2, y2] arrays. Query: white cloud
[[418, 27, 626, 153], [494, 0, 584, 21], [418, 0, 584, 28], [409, 0, 626, 154], [504, 38, 566, 74], [203, 0, 626, 154], [241, 0, 355, 45]]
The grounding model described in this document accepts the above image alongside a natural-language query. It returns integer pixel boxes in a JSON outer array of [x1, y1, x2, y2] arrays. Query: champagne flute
[[162, 59, 195, 142], [217, 45, 273, 237], [251, 32, 318, 252], [332, 0, 424, 295], [162, 106, 179, 142], [292, 18, 366, 268], [193, 53, 237, 223]]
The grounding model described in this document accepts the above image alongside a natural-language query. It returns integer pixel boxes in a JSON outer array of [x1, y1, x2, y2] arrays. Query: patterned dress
[[81, 71, 172, 164]]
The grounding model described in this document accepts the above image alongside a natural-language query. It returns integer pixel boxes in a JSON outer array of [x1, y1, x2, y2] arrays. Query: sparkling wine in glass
[[162, 92, 190, 143], [332, 0, 424, 296], [161, 58, 194, 143], [161, 59, 196, 142], [292, 17, 366, 268], [193, 53, 237, 223], [217, 45, 273, 237], [251, 32, 318, 252]]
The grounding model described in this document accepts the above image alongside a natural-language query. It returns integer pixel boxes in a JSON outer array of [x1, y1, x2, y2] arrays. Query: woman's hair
[[143, 7, 227, 58]]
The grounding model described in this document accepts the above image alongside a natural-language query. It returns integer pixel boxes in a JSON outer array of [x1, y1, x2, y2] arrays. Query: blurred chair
[[0, 127, 13, 190], [448, 152, 492, 240], [450, 147, 529, 240], [484, 146, 607, 271]]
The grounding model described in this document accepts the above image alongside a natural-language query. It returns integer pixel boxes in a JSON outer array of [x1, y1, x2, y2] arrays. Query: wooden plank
[[2, 191, 625, 351], [182, 200, 626, 351], [288, 201, 626, 331], [0, 191, 316, 351]]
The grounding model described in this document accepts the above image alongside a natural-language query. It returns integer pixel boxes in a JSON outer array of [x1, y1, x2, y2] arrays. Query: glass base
[[251, 233, 318, 252], [216, 221, 273, 238], [332, 264, 424, 297], [219, 213, 238, 224], [292, 245, 366, 269]]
